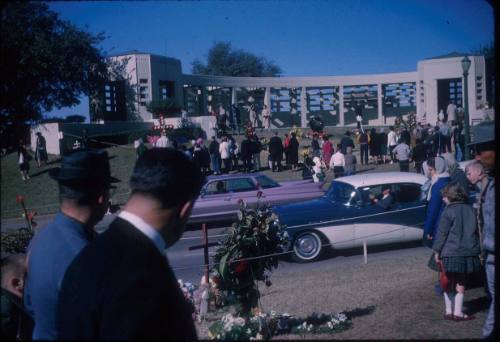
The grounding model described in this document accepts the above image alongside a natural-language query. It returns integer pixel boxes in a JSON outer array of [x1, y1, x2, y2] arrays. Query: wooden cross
[[188, 223, 218, 281]]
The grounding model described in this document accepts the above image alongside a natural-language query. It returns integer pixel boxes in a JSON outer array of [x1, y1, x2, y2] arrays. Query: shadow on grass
[[344, 305, 376, 318], [464, 296, 490, 315], [30, 169, 51, 178], [46, 158, 62, 165]]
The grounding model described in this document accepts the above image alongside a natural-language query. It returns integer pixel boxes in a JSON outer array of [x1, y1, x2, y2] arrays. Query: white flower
[[247, 328, 252, 334], [234, 317, 245, 326], [256, 333, 263, 340], [338, 313, 347, 321]]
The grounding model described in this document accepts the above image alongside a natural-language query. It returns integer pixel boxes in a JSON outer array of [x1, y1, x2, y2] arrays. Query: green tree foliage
[[0, 2, 110, 124], [192, 41, 282, 77]]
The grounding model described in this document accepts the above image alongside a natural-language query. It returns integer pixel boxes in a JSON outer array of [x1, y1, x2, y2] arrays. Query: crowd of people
[[209, 102, 275, 137], [135, 129, 306, 176], [421, 121, 495, 338], [131, 112, 477, 188], [1, 116, 495, 340]]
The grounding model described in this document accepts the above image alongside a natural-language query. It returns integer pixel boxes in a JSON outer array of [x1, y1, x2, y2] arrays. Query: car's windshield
[[324, 181, 356, 205], [256, 175, 279, 189]]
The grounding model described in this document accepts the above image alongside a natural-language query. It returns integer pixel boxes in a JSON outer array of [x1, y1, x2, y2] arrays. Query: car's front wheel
[[292, 231, 323, 262]]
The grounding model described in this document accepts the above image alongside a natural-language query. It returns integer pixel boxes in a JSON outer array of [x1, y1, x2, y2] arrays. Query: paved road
[[4, 210, 426, 286]]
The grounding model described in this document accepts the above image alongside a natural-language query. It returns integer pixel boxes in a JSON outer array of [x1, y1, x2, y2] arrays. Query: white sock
[[443, 292, 453, 314], [454, 293, 464, 317]]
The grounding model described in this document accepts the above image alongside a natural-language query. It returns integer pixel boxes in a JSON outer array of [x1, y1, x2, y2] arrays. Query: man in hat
[[369, 184, 393, 210], [57, 148, 204, 340], [23, 149, 118, 339], [468, 122, 495, 339]]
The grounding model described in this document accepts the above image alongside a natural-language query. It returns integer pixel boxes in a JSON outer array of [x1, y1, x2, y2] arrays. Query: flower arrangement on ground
[[210, 200, 288, 317], [208, 310, 352, 340]]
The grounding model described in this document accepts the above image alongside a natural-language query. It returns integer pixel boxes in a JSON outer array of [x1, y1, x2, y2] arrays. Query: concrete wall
[[102, 52, 487, 128], [150, 54, 183, 108], [30, 122, 154, 155], [155, 116, 215, 139], [30, 123, 61, 155], [417, 55, 486, 125]]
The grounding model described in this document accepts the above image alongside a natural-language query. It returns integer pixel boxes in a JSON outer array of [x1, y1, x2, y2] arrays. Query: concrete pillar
[[231, 87, 237, 105], [201, 87, 207, 115], [338, 85, 344, 126], [377, 83, 384, 125], [264, 87, 271, 108], [300, 86, 307, 128]]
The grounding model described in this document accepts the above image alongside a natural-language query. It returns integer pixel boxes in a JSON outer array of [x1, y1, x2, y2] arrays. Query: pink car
[[189, 173, 325, 225]]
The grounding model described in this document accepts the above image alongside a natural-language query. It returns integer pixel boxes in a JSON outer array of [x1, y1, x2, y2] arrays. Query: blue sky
[[46, 0, 494, 120]]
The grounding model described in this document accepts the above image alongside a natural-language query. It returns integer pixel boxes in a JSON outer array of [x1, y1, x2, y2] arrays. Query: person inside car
[[215, 181, 227, 194], [369, 185, 393, 210]]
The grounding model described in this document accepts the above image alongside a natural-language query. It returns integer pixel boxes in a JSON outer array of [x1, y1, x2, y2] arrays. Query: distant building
[[90, 50, 489, 130], [90, 50, 182, 122]]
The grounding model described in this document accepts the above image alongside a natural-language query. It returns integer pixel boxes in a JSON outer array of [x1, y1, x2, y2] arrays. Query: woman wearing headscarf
[[441, 152, 469, 194], [423, 156, 451, 248]]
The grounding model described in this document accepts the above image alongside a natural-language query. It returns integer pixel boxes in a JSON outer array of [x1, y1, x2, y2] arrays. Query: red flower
[[27, 210, 37, 222], [234, 260, 248, 274], [16, 195, 24, 204], [211, 276, 220, 285]]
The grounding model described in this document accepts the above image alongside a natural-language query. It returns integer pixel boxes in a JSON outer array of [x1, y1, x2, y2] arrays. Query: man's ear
[[97, 194, 104, 205], [11, 276, 24, 293], [179, 200, 194, 220]]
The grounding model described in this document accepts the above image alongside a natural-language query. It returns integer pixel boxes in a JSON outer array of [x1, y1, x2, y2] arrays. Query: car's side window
[[255, 175, 279, 189], [204, 180, 229, 195], [359, 184, 394, 205], [393, 183, 422, 203], [226, 178, 258, 193]]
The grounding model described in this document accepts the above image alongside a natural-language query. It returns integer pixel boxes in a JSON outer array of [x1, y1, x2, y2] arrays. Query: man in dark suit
[[57, 148, 205, 340], [24, 149, 118, 340], [369, 185, 393, 210], [268, 131, 283, 172]]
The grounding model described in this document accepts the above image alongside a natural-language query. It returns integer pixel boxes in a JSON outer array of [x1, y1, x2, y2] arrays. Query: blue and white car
[[272, 172, 428, 262]]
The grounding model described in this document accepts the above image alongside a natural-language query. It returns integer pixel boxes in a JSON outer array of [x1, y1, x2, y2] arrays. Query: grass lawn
[[1, 132, 399, 220], [1, 145, 137, 219]]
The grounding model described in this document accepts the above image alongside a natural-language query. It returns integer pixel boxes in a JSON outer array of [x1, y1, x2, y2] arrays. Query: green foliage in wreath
[[211, 201, 288, 315], [394, 112, 417, 132], [1, 228, 34, 254]]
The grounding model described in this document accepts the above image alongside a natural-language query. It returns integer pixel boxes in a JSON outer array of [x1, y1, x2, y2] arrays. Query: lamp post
[[461, 56, 471, 160]]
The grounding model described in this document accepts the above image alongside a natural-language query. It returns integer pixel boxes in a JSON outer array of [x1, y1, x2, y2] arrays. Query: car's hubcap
[[294, 233, 321, 260]]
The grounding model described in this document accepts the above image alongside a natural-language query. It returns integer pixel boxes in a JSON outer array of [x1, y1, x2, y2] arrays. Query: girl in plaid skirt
[[428, 181, 481, 321]]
